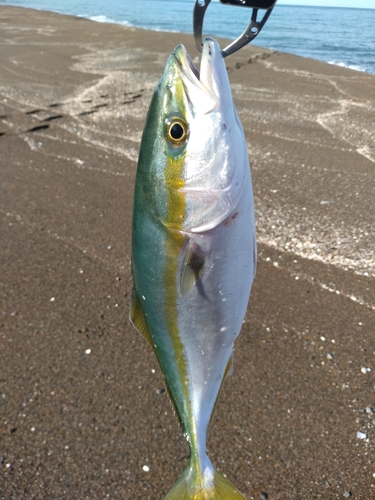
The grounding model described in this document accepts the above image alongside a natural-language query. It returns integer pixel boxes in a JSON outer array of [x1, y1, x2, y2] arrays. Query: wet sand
[[1, 6, 375, 499]]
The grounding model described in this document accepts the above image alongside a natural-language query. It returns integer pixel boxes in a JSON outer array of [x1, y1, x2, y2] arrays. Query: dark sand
[[1, 6, 375, 499]]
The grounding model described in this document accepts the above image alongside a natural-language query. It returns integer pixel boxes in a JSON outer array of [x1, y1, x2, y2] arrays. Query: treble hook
[[193, 0, 277, 58]]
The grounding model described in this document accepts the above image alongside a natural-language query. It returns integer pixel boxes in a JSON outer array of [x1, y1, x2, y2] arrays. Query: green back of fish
[[131, 70, 194, 439]]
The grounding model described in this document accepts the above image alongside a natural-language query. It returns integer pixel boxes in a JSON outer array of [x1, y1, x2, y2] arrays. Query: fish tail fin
[[164, 463, 247, 500]]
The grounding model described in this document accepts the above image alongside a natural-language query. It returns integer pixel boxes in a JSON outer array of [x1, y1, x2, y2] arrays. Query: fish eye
[[166, 118, 188, 146]]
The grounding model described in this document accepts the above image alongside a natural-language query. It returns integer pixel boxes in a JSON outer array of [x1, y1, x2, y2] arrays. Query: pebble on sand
[[361, 367, 371, 374], [356, 431, 367, 440]]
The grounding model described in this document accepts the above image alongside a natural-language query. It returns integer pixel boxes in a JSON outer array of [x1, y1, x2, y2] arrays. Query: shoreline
[[2, 4, 374, 76], [1, 5, 375, 499]]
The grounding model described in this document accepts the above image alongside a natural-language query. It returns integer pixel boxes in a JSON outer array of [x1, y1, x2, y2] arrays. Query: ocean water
[[1, 0, 374, 74]]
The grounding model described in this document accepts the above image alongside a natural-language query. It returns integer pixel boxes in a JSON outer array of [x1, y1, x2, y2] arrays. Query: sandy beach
[[1, 6, 375, 499]]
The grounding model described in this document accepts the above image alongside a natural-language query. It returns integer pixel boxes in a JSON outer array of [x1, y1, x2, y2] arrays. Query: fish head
[[138, 37, 250, 232]]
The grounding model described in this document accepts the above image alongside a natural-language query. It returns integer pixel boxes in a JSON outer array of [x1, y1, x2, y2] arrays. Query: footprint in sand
[[43, 115, 63, 122], [78, 110, 97, 116], [26, 124, 50, 132]]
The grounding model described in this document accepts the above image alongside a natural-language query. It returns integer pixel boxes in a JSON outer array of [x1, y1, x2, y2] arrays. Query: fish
[[130, 37, 256, 500]]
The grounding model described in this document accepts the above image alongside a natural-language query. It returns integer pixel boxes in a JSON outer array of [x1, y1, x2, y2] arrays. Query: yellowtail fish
[[130, 37, 256, 500]]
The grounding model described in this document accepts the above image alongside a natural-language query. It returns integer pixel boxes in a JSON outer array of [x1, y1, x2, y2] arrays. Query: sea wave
[[327, 60, 366, 72], [84, 14, 182, 34], [2, 1, 373, 75], [81, 14, 132, 27]]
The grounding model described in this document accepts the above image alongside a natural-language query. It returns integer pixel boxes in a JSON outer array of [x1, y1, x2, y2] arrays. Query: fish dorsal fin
[[180, 240, 206, 297], [129, 288, 153, 346]]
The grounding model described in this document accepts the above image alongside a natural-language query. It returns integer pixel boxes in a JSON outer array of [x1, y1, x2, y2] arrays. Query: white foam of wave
[[78, 14, 132, 27], [327, 60, 366, 73], [78, 13, 182, 34], [81, 14, 180, 33]]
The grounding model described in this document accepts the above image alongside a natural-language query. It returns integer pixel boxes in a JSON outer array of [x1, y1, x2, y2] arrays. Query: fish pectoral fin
[[180, 242, 206, 297], [129, 288, 153, 346]]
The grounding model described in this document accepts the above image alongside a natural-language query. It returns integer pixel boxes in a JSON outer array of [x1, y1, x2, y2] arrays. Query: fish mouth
[[172, 37, 228, 101], [172, 44, 201, 83]]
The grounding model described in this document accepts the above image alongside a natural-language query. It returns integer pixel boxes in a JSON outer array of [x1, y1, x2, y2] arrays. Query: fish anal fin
[[224, 351, 234, 379], [129, 288, 153, 346], [180, 242, 206, 297], [209, 351, 234, 428]]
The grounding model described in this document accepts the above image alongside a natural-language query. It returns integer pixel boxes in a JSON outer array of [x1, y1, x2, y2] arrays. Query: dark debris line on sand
[[1, 5, 375, 500]]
